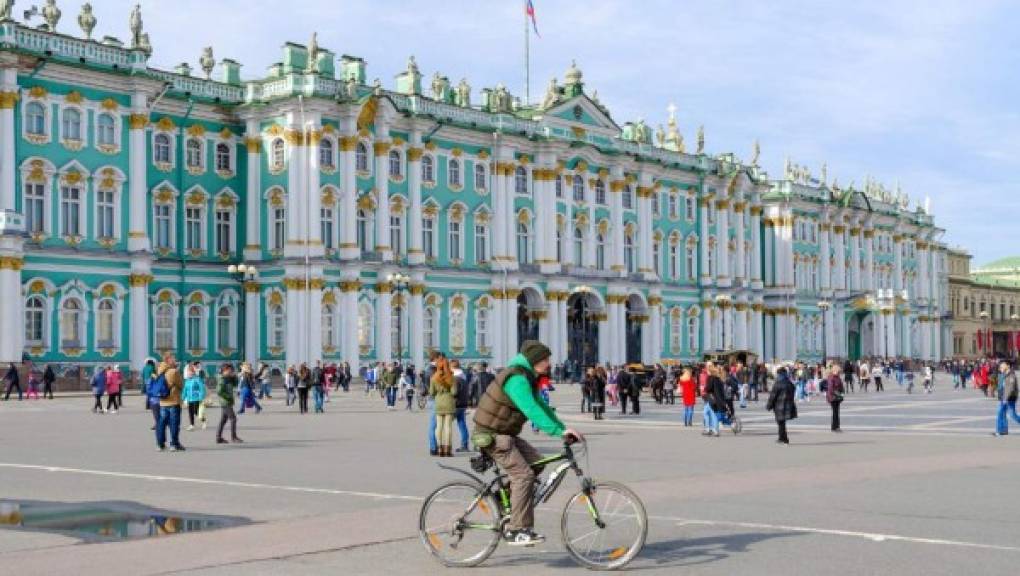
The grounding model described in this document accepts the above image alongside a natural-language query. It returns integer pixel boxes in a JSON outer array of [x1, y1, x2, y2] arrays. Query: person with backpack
[[401, 366, 416, 410], [451, 360, 472, 452], [215, 363, 242, 444], [183, 362, 207, 431], [141, 358, 156, 409], [312, 361, 326, 413], [237, 363, 262, 414], [155, 353, 185, 452], [42, 364, 55, 399], [90, 366, 107, 413]]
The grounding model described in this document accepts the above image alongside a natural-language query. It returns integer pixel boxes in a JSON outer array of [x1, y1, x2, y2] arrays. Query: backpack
[[148, 373, 170, 399]]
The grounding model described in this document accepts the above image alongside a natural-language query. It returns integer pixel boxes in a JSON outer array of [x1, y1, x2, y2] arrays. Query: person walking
[[767, 367, 798, 444], [383, 362, 400, 409], [90, 366, 106, 413], [588, 367, 607, 421], [296, 363, 311, 414], [42, 364, 55, 399], [237, 363, 262, 414], [256, 363, 272, 400], [826, 365, 845, 433], [215, 363, 242, 444], [679, 367, 696, 427], [141, 358, 157, 409], [3, 362, 21, 401], [312, 361, 325, 413], [859, 361, 871, 393], [25, 365, 40, 400], [873, 361, 884, 392], [994, 361, 1020, 437], [703, 364, 726, 437], [430, 356, 457, 457], [183, 362, 207, 431], [155, 353, 185, 452], [284, 365, 297, 406], [105, 365, 122, 413], [402, 366, 416, 410], [452, 360, 471, 452]]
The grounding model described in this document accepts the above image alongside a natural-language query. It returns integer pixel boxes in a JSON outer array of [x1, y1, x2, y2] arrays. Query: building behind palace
[[0, 6, 949, 377], [947, 252, 1020, 358]]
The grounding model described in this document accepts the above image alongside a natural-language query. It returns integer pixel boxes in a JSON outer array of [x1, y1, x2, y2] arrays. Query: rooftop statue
[[129, 3, 143, 48], [345, 74, 357, 98], [42, 0, 60, 31], [455, 78, 471, 107], [77, 2, 95, 39], [306, 32, 319, 73], [372, 77, 382, 96], [200, 46, 215, 79], [407, 55, 419, 77], [633, 118, 650, 144], [750, 139, 760, 166], [655, 124, 665, 147], [0, 0, 13, 21], [696, 125, 705, 154], [540, 77, 558, 109]]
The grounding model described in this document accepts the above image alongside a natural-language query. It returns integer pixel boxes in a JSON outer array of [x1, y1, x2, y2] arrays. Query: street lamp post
[[227, 263, 258, 365], [387, 272, 410, 365], [979, 310, 990, 359], [714, 294, 731, 351], [818, 300, 831, 364]]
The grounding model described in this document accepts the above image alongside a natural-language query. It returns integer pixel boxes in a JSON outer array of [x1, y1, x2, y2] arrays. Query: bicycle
[[419, 439, 647, 570]]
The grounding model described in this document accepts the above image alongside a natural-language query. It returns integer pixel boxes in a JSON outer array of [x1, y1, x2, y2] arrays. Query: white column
[[864, 229, 875, 291], [127, 91, 149, 252], [411, 275, 425, 370], [284, 123, 305, 258], [597, 311, 609, 366], [849, 227, 861, 291], [374, 138, 392, 261], [902, 313, 912, 358], [833, 225, 846, 292], [734, 202, 746, 284], [640, 315, 652, 365], [0, 255, 22, 362], [504, 288, 519, 364], [751, 304, 764, 358], [244, 282, 260, 365], [341, 277, 361, 375], [750, 206, 762, 285], [491, 151, 510, 264], [536, 155, 558, 273], [893, 235, 904, 293], [610, 168, 625, 274], [308, 271, 324, 365], [128, 263, 152, 371], [885, 311, 897, 358], [558, 294, 569, 367], [637, 175, 654, 279], [763, 219, 774, 286], [339, 116, 359, 260], [244, 119, 262, 260], [375, 280, 392, 363], [284, 272, 305, 368], [701, 304, 714, 353], [820, 221, 831, 291], [716, 199, 730, 286], [734, 304, 748, 350], [407, 136, 424, 265], [306, 121, 323, 257], [699, 196, 711, 286], [545, 293, 559, 363], [0, 68, 16, 211]]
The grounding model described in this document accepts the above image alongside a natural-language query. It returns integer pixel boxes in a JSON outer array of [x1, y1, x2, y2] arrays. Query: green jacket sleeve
[[504, 375, 565, 437]]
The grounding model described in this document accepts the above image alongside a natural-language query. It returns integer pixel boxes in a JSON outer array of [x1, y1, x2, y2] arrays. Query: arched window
[[269, 138, 286, 170], [448, 217, 462, 261], [669, 242, 679, 280], [24, 180, 45, 235], [216, 204, 233, 254], [516, 221, 532, 264], [388, 149, 401, 177], [572, 175, 585, 202], [448, 158, 461, 187], [186, 305, 204, 350], [473, 163, 486, 191], [515, 166, 529, 195], [271, 203, 286, 252], [685, 195, 696, 220], [474, 220, 489, 263], [321, 204, 334, 251], [97, 113, 116, 146], [595, 180, 606, 205], [555, 225, 563, 262], [357, 208, 371, 252], [60, 298, 83, 347], [154, 133, 172, 164], [449, 305, 466, 351], [96, 299, 115, 347], [687, 316, 699, 351], [215, 143, 231, 172], [26, 102, 46, 135], [319, 138, 335, 169], [355, 142, 369, 172], [653, 239, 662, 276], [269, 304, 285, 349], [24, 296, 45, 345], [322, 304, 336, 350], [62, 108, 82, 142], [421, 155, 434, 182], [622, 185, 634, 209], [573, 227, 584, 267], [423, 306, 437, 350], [96, 188, 115, 240], [217, 305, 233, 351], [624, 230, 635, 273], [155, 303, 175, 351], [358, 301, 374, 351], [186, 138, 203, 169], [670, 311, 682, 353], [60, 184, 82, 237], [668, 193, 678, 218], [475, 306, 490, 351], [596, 233, 606, 270], [422, 216, 436, 259], [390, 212, 403, 255]]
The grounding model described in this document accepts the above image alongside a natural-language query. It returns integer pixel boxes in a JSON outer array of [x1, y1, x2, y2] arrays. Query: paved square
[[1, 373, 1018, 575]]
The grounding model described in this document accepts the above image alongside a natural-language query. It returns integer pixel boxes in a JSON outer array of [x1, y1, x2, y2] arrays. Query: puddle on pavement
[[0, 500, 244, 542]]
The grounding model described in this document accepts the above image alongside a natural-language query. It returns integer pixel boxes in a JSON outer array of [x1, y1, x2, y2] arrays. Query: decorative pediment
[[540, 95, 620, 136]]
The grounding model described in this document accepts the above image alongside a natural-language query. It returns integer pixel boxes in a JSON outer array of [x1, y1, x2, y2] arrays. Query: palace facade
[[0, 9, 949, 376]]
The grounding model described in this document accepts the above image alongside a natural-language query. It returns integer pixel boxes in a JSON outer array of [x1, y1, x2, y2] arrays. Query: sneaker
[[110, 409, 117, 414], [455, 447, 471, 453], [504, 529, 546, 547], [170, 445, 186, 452], [186, 425, 194, 431], [231, 437, 244, 443], [216, 438, 228, 444], [156, 446, 166, 452]]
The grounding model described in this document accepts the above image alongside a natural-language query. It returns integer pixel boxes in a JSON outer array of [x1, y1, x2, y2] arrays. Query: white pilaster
[[244, 119, 262, 260], [375, 280, 392, 363], [715, 198, 730, 286], [127, 91, 149, 252], [610, 167, 625, 274], [407, 130, 424, 265], [751, 206, 762, 286], [244, 283, 260, 365], [411, 272, 425, 370], [699, 195, 712, 286], [734, 202, 746, 284], [128, 259, 152, 371], [820, 219, 831, 291], [374, 136, 392, 262], [339, 112, 359, 260]]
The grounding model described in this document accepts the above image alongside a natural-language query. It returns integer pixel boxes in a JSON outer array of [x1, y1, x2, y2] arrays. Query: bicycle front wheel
[[561, 481, 647, 570], [419, 481, 501, 567]]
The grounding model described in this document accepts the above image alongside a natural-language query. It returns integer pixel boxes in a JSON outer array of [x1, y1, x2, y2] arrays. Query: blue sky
[[72, 0, 1018, 266]]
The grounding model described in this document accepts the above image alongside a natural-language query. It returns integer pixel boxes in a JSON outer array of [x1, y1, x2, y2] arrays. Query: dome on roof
[[565, 60, 582, 85]]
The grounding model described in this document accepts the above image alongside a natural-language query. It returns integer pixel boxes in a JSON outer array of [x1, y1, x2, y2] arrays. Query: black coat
[[706, 375, 726, 412], [767, 376, 798, 422]]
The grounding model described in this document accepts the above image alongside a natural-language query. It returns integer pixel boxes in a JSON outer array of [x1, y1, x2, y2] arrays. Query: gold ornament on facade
[[128, 113, 148, 129], [373, 141, 391, 156], [265, 124, 284, 137], [28, 86, 48, 98], [309, 278, 326, 290], [516, 210, 531, 225], [406, 147, 423, 161], [0, 91, 19, 109], [244, 137, 261, 154], [647, 296, 663, 307], [156, 117, 176, 131], [339, 280, 361, 293], [409, 283, 426, 295], [186, 191, 207, 206], [65, 91, 84, 104], [0, 256, 23, 270], [356, 194, 375, 211], [216, 195, 236, 209]]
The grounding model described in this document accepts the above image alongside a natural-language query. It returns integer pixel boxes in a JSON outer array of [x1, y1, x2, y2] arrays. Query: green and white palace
[[0, 5, 950, 377]]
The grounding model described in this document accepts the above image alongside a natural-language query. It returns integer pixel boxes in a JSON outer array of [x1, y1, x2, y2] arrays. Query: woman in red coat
[[679, 368, 696, 427]]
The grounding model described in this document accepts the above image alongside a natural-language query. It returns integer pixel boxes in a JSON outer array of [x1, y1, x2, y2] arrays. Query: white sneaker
[[201, 421, 207, 430], [110, 409, 117, 414], [186, 425, 194, 431]]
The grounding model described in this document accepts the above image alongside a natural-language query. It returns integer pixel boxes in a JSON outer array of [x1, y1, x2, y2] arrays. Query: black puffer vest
[[472, 365, 536, 436]]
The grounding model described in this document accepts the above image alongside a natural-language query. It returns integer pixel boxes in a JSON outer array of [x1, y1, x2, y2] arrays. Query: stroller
[[716, 405, 743, 434]]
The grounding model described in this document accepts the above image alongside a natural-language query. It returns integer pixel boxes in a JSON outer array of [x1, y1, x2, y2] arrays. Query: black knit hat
[[520, 340, 552, 367]]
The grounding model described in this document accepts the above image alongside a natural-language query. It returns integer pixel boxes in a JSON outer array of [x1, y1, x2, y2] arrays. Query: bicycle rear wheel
[[419, 481, 501, 567], [731, 415, 743, 434], [561, 481, 647, 570]]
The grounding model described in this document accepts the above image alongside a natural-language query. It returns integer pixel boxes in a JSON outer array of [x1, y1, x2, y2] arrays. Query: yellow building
[[947, 251, 1020, 358]]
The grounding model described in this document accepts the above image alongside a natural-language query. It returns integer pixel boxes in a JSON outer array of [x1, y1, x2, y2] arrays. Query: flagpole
[[524, 0, 530, 106]]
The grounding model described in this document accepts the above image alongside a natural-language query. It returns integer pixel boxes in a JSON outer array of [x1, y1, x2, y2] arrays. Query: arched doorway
[[847, 311, 875, 361], [566, 291, 600, 378], [625, 295, 646, 365], [516, 288, 542, 350]]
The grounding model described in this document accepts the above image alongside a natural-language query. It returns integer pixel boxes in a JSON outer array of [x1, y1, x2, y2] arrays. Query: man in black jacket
[[767, 367, 797, 444], [618, 367, 632, 415]]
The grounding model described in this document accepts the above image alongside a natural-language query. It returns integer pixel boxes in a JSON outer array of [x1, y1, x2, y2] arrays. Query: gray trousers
[[488, 435, 543, 531]]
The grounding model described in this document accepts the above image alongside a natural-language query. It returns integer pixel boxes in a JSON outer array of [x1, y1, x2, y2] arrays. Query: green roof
[[976, 256, 1020, 271]]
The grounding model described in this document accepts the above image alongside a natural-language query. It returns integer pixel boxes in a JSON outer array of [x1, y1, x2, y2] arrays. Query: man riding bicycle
[[472, 340, 583, 547]]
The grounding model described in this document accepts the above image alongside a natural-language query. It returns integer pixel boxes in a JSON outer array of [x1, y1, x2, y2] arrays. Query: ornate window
[[707, 238, 716, 277], [423, 306, 438, 350], [475, 301, 490, 351], [622, 185, 634, 210], [270, 138, 285, 170], [473, 163, 486, 191], [358, 300, 374, 352], [623, 229, 635, 273], [185, 206, 204, 252], [390, 213, 404, 256], [421, 155, 435, 182], [59, 184, 83, 237], [271, 204, 286, 253], [653, 237, 662, 276], [97, 113, 116, 147], [449, 304, 466, 353], [25, 295, 46, 346], [61, 108, 83, 144], [573, 226, 584, 267], [319, 138, 335, 170], [60, 298, 84, 348], [154, 133, 172, 165], [96, 299, 116, 348], [26, 101, 46, 136], [474, 221, 489, 263], [448, 158, 462, 188], [186, 304, 206, 350], [216, 305, 233, 352], [555, 223, 563, 263], [24, 182, 45, 235], [269, 304, 285, 349], [685, 194, 695, 221], [687, 315, 700, 352], [388, 149, 402, 178], [516, 221, 532, 264], [355, 142, 370, 173], [515, 166, 529, 195], [652, 191, 660, 216], [357, 208, 372, 253], [668, 192, 678, 219], [321, 206, 335, 251], [448, 219, 463, 261], [186, 138, 203, 170], [322, 304, 337, 351], [154, 302, 176, 351], [595, 180, 606, 205], [215, 143, 232, 173], [596, 232, 606, 270], [215, 205, 233, 255], [154, 203, 173, 251], [670, 309, 683, 354], [572, 175, 585, 202], [423, 215, 436, 260], [555, 175, 563, 198], [96, 189, 115, 240]]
